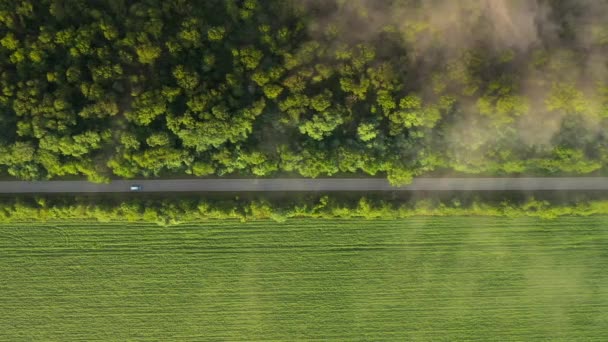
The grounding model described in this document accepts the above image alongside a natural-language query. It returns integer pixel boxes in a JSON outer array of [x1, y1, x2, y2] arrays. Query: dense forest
[[0, 0, 607, 183]]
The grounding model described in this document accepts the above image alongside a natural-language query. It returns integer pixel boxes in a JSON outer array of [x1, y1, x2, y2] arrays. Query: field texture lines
[[1, 217, 608, 341]]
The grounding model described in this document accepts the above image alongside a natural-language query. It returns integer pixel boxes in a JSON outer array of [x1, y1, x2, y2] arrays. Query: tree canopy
[[0, 0, 607, 183]]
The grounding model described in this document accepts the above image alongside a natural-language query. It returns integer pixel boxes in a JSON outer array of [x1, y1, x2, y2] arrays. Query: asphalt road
[[0, 177, 607, 193]]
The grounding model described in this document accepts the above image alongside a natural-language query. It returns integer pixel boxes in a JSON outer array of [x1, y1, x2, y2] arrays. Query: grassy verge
[[2, 191, 608, 224]]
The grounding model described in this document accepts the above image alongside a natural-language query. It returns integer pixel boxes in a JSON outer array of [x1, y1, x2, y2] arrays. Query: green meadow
[[1, 217, 608, 341]]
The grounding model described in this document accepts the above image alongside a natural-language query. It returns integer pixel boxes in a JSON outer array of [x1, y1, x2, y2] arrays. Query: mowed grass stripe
[[1, 217, 608, 341]]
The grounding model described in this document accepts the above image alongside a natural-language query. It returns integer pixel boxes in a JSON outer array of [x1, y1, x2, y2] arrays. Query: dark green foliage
[[0, 0, 607, 182]]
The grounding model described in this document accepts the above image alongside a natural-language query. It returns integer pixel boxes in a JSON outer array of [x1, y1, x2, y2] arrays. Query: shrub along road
[[0, 177, 607, 193]]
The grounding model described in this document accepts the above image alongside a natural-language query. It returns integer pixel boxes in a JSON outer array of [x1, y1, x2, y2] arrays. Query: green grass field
[[1, 217, 608, 341]]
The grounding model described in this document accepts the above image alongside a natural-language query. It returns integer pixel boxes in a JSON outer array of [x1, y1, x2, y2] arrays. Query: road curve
[[0, 177, 607, 193]]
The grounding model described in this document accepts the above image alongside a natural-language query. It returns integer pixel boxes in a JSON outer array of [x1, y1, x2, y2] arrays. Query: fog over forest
[[299, 0, 608, 176], [303, 1, 607, 132]]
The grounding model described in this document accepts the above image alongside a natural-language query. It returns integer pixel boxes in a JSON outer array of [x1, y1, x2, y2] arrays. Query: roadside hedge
[[1, 194, 608, 225]]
